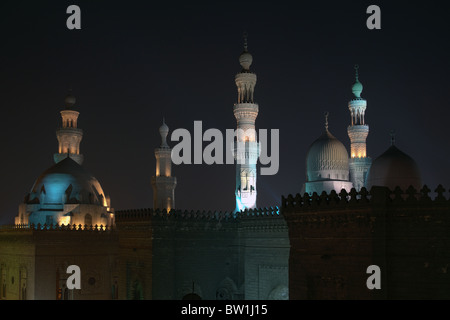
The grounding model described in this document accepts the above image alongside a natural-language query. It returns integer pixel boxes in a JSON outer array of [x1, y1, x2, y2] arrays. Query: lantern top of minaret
[[239, 32, 253, 71], [352, 64, 364, 98], [159, 117, 169, 148]]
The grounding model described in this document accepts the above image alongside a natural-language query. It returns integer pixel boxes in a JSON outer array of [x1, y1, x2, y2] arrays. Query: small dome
[[64, 93, 76, 109], [366, 145, 422, 191], [352, 80, 363, 98], [306, 130, 350, 182], [28, 157, 107, 206], [239, 51, 253, 70]]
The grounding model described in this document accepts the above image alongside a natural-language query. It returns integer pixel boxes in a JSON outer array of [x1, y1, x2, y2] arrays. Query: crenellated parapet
[[116, 208, 235, 222], [116, 206, 282, 223], [282, 185, 450, 213], [0, 223, 114, 232]]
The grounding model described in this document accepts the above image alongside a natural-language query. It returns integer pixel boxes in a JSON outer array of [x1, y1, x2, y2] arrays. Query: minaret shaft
[[348, 66, 372, 191], [151, 121, 176, 211], [234, 38, 258, 212]]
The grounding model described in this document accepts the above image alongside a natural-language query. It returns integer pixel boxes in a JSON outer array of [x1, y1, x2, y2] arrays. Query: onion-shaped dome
[[366, 145, 422, 191], [239, 51, 253, 71]]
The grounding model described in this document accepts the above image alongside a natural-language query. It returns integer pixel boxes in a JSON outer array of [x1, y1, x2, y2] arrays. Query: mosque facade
[[0, 38, 445, 300]]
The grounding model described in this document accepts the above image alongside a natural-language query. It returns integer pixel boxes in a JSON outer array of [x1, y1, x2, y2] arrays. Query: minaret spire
[[54, 90, 84, 165], [390, 130, 396, 146], [233, 35, 259, 212], [243, 31, 248, 52], [347, 65, 372, 191], [325, 112, 329, 131]]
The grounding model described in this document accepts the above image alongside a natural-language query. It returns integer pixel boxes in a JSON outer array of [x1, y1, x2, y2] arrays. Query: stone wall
[[282, 185, 450, 300]]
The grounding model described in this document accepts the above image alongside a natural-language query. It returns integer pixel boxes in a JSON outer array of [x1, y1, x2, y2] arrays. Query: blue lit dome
[[28, 157, 107, 206]]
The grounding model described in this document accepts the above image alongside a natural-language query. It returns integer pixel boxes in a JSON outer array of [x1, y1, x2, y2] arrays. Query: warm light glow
[[59, 216, 71, 226]]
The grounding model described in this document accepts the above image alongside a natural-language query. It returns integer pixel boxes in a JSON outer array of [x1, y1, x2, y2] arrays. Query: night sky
[[0, 1, 449, 224]]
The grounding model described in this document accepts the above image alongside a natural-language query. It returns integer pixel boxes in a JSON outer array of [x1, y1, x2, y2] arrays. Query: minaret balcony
[[56, 127, 83, 136]]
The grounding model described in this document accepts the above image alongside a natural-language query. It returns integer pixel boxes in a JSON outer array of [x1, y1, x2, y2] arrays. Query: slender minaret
[[233, 34, 259, 212], [151, 119, 177, 211], [347, 65, 372, 191], [54, 91, 84, 165]]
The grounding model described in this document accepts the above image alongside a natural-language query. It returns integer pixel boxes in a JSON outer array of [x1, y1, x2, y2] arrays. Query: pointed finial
[[390, 130, 396, 146], [243, 31, 248, 52], [354, 64, 360, 81], [325, 112, 329, 131], [239, 32, 253, 70]]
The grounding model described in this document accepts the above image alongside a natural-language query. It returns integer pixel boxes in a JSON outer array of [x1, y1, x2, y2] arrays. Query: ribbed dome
[[306, 130, 350, 182], [28, 157, 107, 206], [366, 145, 422, 191]]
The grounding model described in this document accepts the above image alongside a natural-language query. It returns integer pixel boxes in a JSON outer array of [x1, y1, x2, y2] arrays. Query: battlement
[[282, 185, 450, 212], [115, 206, 280, 222], [0, 223, 114, 232]]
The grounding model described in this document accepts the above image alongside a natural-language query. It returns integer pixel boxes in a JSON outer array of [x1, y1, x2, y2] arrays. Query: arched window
[[84, 214, 92, 227]]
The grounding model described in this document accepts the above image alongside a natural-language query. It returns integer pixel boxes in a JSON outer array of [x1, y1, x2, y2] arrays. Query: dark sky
[[0, 0, 449, 224]]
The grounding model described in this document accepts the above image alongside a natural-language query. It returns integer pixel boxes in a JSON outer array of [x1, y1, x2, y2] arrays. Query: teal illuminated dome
[[306, 130, 350, 182], [352, 80, 363, 98], [27, 157, 107, 206], [366, 145, 422, 191]]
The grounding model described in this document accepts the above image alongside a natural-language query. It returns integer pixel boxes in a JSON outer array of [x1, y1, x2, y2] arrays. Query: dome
[[64, 93, 76, 109], [366, 145, 422, 191], [239, 51, 253, 70], [352, 80, 363, 98], [306, 130, 350, 182], [28, 157, 107, 206]]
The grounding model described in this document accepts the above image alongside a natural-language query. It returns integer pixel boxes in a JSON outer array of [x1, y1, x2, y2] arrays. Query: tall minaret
[[233, 34, 259, 212], [53, 91, 84, 165], [151, 119, 177, 211], [347, 65, 372, 191]]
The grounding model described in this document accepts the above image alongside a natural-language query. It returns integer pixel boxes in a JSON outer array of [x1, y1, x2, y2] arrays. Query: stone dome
[[306, 130, 350, 182], [366, 145, 422, 191], [28, 157, 107, 206]]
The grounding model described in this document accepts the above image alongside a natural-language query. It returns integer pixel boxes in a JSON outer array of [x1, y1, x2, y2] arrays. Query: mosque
[[0, 38, 443, 300]]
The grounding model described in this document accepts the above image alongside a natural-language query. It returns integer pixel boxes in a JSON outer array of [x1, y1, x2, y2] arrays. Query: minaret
[[233, 34, 259, 212], [151, 119, 177, 211], [347, 65, 372, 191], [53, 91, 84, 165]]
